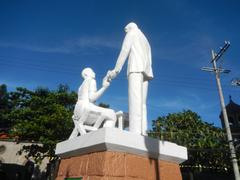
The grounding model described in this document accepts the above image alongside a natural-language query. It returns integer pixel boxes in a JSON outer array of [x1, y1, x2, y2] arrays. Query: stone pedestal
[[55, 128, 188, 180]]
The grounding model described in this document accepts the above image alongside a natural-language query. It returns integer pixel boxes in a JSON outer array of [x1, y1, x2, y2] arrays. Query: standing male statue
[[108, 22, 153, 135]]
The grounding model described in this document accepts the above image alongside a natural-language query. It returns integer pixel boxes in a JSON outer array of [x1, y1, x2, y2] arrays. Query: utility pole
[[202, 41, 240, 180]]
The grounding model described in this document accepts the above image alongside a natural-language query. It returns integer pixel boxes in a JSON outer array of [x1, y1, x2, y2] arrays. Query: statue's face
[[88, 69, 96, 79]]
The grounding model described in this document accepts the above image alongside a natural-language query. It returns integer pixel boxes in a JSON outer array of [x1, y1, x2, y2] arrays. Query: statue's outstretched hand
[[102, 76, 110, 88], [107, 69, 117, 80]]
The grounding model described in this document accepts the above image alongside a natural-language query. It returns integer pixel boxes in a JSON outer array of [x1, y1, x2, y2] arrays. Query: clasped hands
[[102, 69, 118, 88]]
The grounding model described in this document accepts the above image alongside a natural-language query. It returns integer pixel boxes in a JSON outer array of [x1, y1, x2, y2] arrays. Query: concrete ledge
[[55, 127, 188, 164]]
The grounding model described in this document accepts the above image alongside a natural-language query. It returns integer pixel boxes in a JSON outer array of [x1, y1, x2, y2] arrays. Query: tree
[[98, 103, 110, 108], [9, 85, 77, 163], [0, 84, 11, 132], [149, 110, 233, 173], [4, 84, 116, 164], [0, 84, 8, 110]]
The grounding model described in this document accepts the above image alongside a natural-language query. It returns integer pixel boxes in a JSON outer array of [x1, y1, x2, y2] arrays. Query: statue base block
[[55, 128, 187, 180]]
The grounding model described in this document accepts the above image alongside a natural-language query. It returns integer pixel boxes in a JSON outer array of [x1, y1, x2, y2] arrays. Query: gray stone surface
[[56, 127, 188, 164]]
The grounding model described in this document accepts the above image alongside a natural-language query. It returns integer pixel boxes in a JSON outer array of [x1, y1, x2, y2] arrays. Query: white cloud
[[69, 36, 119, 49], [155, 98, 190, 109], [0, 42, 71, 53], [0, 36, 120, 54], [149, 91, 217, 112], [153, 34, 216, 68]]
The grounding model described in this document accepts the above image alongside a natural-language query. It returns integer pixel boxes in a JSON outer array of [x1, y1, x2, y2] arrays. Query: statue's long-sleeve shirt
[[114, 24, 153, 80]]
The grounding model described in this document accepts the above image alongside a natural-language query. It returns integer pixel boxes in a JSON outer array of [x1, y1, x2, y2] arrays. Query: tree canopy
[[0, 84, 11, 131], [1, 84, 77, 163], [0, 84, 112, 163], [149, 110, 234, 173]]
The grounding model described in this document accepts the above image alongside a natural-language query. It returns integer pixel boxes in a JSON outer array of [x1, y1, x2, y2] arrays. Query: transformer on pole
[[232, 78, 240, 86]]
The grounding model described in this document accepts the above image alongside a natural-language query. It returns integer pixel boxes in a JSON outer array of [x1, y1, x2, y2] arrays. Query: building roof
[[225, 96, 240, 112], [219, 96, 240, 121]]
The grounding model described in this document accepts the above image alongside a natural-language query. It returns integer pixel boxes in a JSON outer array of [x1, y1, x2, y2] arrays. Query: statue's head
[[124, 22, 138, 33], [82, 67, 95, 79]]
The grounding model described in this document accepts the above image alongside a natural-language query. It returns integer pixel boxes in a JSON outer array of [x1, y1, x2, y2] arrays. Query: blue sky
[[1, 0, 240, 128]]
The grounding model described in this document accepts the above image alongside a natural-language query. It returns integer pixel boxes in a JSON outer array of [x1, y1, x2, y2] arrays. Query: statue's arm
[[89, 79, 109, 103], [114, 32, 133, 73]]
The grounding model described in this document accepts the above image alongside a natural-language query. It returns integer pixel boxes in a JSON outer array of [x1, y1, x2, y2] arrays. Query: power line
[[1, 61, 238, 92], [0, 55, 220, 81], [0, 61, 220, 84], [1, 56, 239, 93]]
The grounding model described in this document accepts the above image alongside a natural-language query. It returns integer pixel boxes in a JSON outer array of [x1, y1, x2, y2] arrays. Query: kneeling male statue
[[69, 67, 116, 139]]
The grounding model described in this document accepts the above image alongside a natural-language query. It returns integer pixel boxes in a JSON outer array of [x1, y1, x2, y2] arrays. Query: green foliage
[[98, 103, 110, 108], [0, 84, 12, 131], [8, 84, 77, 163], [0, 84, 8, 110], [1, 83, 112, 164], [149, 110, 232, 172]]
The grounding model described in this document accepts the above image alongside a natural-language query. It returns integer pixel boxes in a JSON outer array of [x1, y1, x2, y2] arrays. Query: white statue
[[69, 68, 116, 139], [107, 22, 153, 136]]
